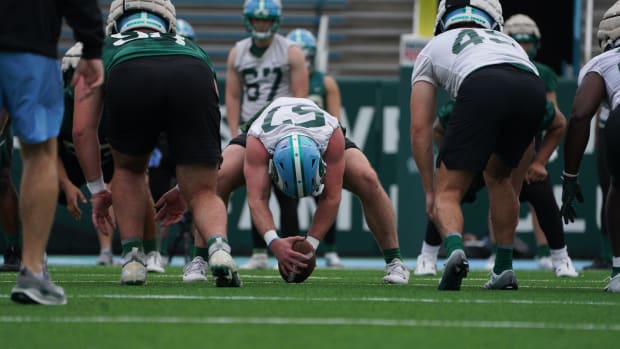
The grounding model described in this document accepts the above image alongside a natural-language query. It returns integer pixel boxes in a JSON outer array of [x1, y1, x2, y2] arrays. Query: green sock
[[121, 238, 143, 257], [444, 234, 464, 257], [493, 246, 513, 274], [383, 248, 403, 264], [143, 239, 157, 254], [194, 246, 209, 260], [536, 244, 550, 257], [4, 232, 20, 248], [490, 243, 497, 254]]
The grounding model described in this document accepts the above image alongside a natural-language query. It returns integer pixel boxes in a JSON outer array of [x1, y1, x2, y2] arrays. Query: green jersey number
[[452, 29, 514, 54], [242, 67, 282, 102], [261, 105, 325, 132]]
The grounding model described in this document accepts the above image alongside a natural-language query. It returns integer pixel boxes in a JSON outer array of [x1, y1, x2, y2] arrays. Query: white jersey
[[247, 97, 340, 154], [234, 34, 294, 122], [411, 28, 538, 99], [578, 48, 620, 111]]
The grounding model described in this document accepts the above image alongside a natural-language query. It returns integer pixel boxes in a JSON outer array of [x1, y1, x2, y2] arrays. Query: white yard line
[[0, 293, 616, 306], [0, 315, 618, 331]]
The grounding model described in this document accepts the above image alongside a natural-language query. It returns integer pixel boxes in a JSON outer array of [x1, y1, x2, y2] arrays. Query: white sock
[[550, 246, 568, 260], [421, 241, 440, 258], [613, 256, 620, 268]]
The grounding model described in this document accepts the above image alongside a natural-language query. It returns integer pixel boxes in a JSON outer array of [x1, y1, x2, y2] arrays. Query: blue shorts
[[0, 52, 64, 144]]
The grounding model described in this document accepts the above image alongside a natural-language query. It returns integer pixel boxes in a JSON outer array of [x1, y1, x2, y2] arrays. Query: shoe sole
[[211, 265, 242, 287], [10, 288, 67, 305], [438, 251, 469, 291], [146, 267, 165, 273], [183, 274, 207, 282]]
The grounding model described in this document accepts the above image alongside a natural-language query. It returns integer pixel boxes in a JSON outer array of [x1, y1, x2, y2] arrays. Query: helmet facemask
[[243, 0, 282, 41]]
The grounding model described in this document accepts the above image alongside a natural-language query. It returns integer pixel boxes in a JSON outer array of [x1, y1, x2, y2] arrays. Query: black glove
[[560, 173, 584, 224]]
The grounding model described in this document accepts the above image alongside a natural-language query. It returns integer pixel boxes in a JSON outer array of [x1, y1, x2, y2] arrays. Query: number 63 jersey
[[247, 97, 340, 155], [411, 28, 538, 99]]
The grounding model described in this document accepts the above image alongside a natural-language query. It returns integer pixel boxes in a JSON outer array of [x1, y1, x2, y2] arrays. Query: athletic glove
[[560, 173, 584, 224]]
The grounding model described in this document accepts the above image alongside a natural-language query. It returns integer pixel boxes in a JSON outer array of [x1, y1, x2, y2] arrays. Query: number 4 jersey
[[411, 28, 538, 99], [247, 97, 340, 155]]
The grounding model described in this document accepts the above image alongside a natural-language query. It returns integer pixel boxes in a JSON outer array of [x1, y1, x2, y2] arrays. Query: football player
[[561, 0, 620, 293], [73, 0, 240, 287], [225, 0, 308, 270]]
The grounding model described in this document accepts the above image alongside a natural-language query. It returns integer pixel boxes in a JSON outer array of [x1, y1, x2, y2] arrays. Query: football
[[278, 239, 316, 283]]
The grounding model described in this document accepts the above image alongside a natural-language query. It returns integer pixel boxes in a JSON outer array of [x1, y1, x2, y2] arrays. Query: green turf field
[[1, 266, 619, 348]]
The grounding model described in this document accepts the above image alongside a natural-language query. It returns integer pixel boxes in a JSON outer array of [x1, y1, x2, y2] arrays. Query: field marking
[[77, 294, 619, 306], [0, 315, 618, 331], [0, 293, 614, 306]]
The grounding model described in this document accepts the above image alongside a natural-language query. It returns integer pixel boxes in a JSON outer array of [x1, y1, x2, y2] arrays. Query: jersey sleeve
[[410, 54, 438, 87]]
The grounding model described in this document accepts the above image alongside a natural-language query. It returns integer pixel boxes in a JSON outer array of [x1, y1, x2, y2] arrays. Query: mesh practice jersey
[[247, 97, 340, 154], [234, 34, 294, 122], [411, 28, 538, 98]]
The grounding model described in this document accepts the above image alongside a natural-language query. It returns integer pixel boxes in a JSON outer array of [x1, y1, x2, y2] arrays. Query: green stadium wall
[[0, 76, 604, 259]]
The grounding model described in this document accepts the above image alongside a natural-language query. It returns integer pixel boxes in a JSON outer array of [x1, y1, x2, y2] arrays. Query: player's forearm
[[307, 197, 340, 242], [247, 198, 277, 237], [73, 131, 102, 182], [534, 129, 562, 168], [411, 129, 435, 193]]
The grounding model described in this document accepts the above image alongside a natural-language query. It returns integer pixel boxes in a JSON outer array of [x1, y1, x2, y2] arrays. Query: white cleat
[[145, 251, 165, 273], [604, 274, 620, 293], [552, 256, 579, 278], [120, 247, 147, 285], [325, 252, 343, 268], [536, 256, 553, 270], [239, 252, 270, 270], [414, 253, 437, 276], [382, 258, 410, 284], [209, 250, 242, 287], [183, 256, 208, 283]]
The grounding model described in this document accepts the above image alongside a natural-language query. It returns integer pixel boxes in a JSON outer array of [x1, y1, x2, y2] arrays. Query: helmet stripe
[[291, 134, 306, 197]]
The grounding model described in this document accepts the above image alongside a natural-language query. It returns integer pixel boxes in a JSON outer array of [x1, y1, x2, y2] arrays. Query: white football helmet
[[504, 14, 540, 41], [434, 0, 503, 35], [598, 0, 620, 51], [106, 0, 176, 35]]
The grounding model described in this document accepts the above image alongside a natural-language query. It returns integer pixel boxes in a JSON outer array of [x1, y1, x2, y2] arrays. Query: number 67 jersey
[[234, 34, 294, 122], [410, 28, 538, 99], [247, 97, 340, 155]]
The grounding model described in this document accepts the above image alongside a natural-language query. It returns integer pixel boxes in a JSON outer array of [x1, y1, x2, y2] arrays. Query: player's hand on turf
[[63, 182, 87, 220], [90, 189, 115, 235], [560, 174, 584, 224], [525, 162, 548, 184], [270, 236, 309, 274], [154, 187, 187, 227]]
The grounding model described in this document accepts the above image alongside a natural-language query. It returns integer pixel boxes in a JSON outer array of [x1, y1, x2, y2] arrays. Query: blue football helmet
[[243, 0, 282, 40], [286, 28, 317, 67], [270, 133, 326, 199], [176, 18, 196, 40]]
